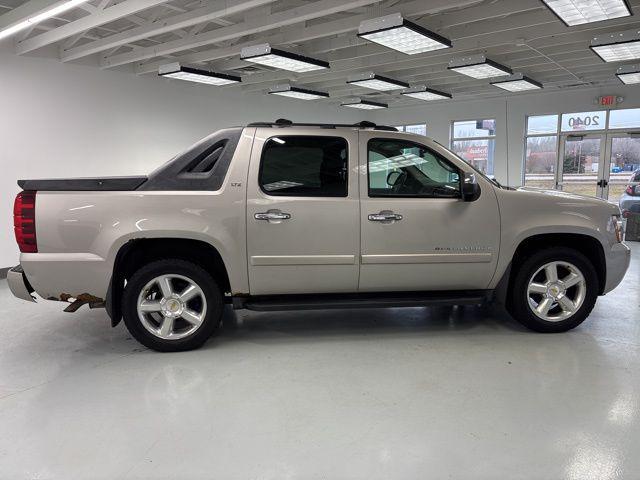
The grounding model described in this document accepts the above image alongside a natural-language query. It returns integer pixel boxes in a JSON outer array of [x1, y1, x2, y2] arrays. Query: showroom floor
[[0, 243, 638, 480]]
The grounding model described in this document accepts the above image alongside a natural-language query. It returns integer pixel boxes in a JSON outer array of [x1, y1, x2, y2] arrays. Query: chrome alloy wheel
[[136, 274, 207, 340], [527, 261, 586, 322]]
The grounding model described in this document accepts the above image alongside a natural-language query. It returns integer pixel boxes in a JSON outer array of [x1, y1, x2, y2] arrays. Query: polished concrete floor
[[0, 243, 638, 480]]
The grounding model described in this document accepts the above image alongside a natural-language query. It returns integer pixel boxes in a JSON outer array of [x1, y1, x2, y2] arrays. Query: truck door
[[357, 131, 500, 292], [246, 128, 360, 295]]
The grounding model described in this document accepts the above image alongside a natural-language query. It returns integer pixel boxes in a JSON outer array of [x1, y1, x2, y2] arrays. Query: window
[[523, 114, 559, 188], [560, 110, 605, 132], [608, 108, 640, 129], [395, 124, 427, 136], [259, 136, 348, 197], [368, 138, 460, 198], [451, 119, 496, 175]]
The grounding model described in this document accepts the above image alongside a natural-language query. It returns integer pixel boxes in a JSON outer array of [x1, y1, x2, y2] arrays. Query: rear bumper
[[7, 265, 36, 302], [603, 243, 631, 294]]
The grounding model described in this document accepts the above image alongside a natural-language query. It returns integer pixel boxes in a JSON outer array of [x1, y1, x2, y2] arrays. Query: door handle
[[255, 211, 291, 221], [368, 211, 403, 222]]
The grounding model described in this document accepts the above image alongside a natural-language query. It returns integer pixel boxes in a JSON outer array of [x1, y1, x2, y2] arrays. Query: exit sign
[[598, 95, 619, 106]]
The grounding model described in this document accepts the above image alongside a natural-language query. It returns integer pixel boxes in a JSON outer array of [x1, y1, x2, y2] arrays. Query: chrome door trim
[[251, 255, 357, 266], [361, 253, 493, 264]]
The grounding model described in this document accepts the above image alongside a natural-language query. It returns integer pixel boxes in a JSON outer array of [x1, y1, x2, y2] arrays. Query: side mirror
[[462, 172, 481, 202], [386, 170, 402, 186]]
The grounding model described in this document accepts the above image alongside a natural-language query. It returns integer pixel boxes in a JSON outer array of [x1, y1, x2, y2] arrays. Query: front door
[[357, 132, 501, 292], [246, 129, 360, 295], [557, 134, 605, 197]]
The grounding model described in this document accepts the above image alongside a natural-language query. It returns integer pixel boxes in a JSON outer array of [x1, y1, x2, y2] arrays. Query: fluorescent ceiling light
[[401, 85, 452, 101], [616, 64, 640, 84], [0, 0, 91, 41], [491, 74, 543, 92], [448, 55, 512, 79], [591, 29, 640, 62], [347, 72, 408, 91], [541, 0, 632, 26], [268, 84, 329, 100], [341, 99, 388, 110], [358, 13, 452, 55], [241, 43, 328, 73], [158, 63, 240, 85]]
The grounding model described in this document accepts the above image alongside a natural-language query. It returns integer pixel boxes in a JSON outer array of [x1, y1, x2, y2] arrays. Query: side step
[[235, 290, 492, 312]]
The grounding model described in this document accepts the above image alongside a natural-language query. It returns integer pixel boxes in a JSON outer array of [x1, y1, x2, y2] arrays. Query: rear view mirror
[[462, 172, 481, 202]]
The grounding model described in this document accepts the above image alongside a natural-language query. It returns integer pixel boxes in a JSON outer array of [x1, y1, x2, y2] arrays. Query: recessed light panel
[[269, 84, 329, 100], [541, 0, 632, 26], [401, 85, 452, 101], [616, 64, 640, 84], [448, 55, 512, 79], [341, 99, 388, 110], [159, 63, 241, 85], [491, 74, 543, 92], [591, 29, 640, 62], [347, 72, 409, 91], [358, 13, 452, 54], [241, 44, 329, 72]]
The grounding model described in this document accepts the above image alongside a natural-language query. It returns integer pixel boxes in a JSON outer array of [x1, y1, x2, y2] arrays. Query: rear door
[[246, 128, 360, 295], [358, 131, 500, 292]]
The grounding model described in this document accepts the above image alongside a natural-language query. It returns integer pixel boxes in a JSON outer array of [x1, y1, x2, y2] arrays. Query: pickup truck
[[9, 120, 631, 352]]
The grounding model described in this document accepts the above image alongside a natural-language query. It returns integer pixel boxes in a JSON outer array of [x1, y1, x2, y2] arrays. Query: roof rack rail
[[247, 119, 398, 132]]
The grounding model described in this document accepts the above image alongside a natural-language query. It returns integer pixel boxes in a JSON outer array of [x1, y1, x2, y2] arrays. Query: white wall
[[370, 85, 640, 186], [0, 47, 362, 267]]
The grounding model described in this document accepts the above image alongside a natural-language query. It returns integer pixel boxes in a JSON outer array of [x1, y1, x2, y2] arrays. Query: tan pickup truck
[[9, 120, 630, 351]]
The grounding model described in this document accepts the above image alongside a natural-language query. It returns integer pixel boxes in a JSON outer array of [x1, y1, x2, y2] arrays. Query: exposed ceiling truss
[[2, 0, 640, 106]]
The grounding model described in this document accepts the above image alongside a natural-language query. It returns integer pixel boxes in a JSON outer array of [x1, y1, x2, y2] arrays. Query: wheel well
[[509, 233, 606, 295], [106, 238, 231, 326]]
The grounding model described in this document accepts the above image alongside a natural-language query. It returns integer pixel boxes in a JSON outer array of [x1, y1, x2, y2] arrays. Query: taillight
[[14, 191, 37, 253], [627, 185, 635, 195]]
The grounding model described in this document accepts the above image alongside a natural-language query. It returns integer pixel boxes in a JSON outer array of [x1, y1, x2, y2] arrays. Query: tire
[[508, 247, 598, 333], [122, 259, 223, 352]]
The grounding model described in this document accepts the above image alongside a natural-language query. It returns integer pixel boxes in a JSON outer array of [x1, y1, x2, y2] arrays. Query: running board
[[235, 290, 492, 312]]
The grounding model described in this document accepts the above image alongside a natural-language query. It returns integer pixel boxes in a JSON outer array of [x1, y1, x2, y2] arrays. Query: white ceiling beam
[[133, 0, 483, 75], [100, 0, 392, 68], [0, 0, 73, 31], [15, 0, 167, 54], [61, 0, 277, 62]]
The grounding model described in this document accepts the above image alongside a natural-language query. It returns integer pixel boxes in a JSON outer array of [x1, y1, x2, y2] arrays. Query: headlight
[[608, 215, 624, 243]]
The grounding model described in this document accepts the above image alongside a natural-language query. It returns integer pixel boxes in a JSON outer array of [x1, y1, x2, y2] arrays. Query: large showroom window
[[368, 138, 460, 198], [395, 124, 427, 136], [524, 114, 559, 189], [259, 135, 348, 197], [523, 108, 640, 199], [450, 119, 496, 175]]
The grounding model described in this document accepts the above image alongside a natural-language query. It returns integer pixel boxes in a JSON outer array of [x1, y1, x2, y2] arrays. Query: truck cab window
[[259, 136, 348, 197], [368, 138, 460, 198]]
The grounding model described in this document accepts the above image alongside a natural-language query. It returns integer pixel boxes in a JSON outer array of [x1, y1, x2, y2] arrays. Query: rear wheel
[[122, 259, 223, 351], [508, 247, 598, 332]]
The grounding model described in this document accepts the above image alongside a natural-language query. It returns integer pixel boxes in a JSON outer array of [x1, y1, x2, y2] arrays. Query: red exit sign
[[598, 95, 618, 106]]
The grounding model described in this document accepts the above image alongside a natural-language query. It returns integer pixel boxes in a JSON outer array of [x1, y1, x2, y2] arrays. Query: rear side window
[[259, 136, 348, 197]]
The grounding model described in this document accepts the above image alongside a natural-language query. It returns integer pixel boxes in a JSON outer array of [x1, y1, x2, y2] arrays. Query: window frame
[[450, 118, 497, 176], [258, 134, 349, 198], [366, 137, 462, 199]]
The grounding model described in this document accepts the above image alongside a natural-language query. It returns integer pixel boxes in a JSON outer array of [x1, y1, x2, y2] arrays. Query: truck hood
[[512, 186, 620, 214]]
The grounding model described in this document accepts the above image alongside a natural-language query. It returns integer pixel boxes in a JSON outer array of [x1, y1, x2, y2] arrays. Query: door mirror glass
[[462, 172, 481, 202], [386, 170, 403, 186]]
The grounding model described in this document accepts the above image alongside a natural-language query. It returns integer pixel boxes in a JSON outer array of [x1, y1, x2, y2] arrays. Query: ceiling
[[2, 0, 640, 107]]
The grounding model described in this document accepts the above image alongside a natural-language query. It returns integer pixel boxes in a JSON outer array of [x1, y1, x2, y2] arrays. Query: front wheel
[[508, 247, 598, 333], [122, 259, 223, 351]]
